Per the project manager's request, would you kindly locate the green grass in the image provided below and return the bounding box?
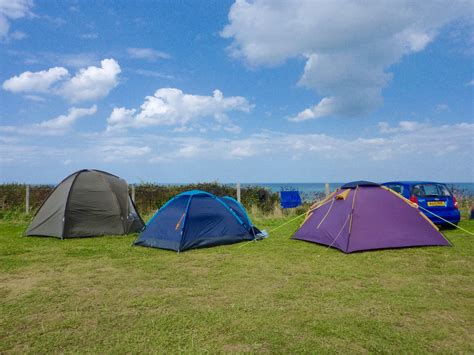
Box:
[1,217,473,353]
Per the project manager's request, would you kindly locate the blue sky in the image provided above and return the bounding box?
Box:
[0,0,473,183]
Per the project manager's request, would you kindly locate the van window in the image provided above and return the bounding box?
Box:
[386,184,404,194]
[413,184,452,197]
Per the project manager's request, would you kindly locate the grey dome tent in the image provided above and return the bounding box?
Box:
[25,169,144,238]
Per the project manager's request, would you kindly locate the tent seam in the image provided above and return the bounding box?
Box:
[99,173,126,235]
[128,193,145,232]
[62,171,82,239]
[178,195,194,253]
[213,196,246,227]
[222,196,253,227]
[316,198,335,229]
[345,185,359,252]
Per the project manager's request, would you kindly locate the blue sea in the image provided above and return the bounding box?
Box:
[241,182,474,201]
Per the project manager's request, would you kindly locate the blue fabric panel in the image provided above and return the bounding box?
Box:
[177,190,213,197]
[280,191,302,208]
[180,195,252,251]
[134,195,190,251]
[220,196,252,230]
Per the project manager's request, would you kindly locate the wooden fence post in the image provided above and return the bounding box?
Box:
[131,184,136,202]
[25,184,30,214]
[236,182,241,203]
[325,183,330,197]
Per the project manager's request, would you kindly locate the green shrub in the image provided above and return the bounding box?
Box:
[0,182,280,218]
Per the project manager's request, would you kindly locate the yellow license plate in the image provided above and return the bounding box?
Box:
[427,201,445,207]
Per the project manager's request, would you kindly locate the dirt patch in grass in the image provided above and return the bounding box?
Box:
[0,271,53,298]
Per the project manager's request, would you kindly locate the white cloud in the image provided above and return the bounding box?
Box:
[133,69,174,80]
[467,79,474,86]
[2,67,69,93]
[289,97,339,121]
[59,58,121,102]
[2,121,472,181]
[0,105,97,135]
[3,59,121,102]
[94,144,151,162]
[435,104,450,112]
[105,121,473,164]
[222,0,471,120]
[9,29,26,39]
[106,88,252,132]
[0,144,71,164]
[107,107,136,128]
[0,0,33,40]
[127,47,171,61]
[80,33,98,39]
[378,120,427,133]
[37,105,97,132]
[52,53,100,68]
[6,50,100,68]
[24,94,46,102]
[163,121,471,162]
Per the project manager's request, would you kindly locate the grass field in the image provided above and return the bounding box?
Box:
[1,217,473,353]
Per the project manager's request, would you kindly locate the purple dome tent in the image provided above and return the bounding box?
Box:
[293,181,450,253]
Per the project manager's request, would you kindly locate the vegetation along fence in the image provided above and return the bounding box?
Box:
[0,183,280,216]
[1,182,472,219]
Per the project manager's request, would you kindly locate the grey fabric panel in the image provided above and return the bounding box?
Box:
[64,171,124,237]
[25,173,76,238]
[126,195,145,233]
[100,172,144,233]
[103,173,129,231]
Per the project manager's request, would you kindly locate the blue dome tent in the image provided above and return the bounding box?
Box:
[134,190,261,252]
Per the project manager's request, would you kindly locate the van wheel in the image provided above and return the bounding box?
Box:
[443,223,458,230]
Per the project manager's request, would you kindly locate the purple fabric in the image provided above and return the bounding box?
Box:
[293,187,449,253]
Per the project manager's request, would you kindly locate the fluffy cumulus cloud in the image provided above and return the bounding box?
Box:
[0,105,97,135]
[2,59,121,102]
[2,67,68,93]
[0,0,33,40]
[106,88,252,132]
[221,0,472,120]
[58,59,121,102]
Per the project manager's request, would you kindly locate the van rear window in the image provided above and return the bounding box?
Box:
[412,184,451,197]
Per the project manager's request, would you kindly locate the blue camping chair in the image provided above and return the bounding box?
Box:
[280,190,302,209]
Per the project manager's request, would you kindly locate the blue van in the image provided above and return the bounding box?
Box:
[382,181,460,226]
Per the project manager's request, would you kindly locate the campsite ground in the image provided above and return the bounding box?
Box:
[0,217,473,353]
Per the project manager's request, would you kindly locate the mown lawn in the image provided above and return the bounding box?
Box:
[0,217,473,353]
